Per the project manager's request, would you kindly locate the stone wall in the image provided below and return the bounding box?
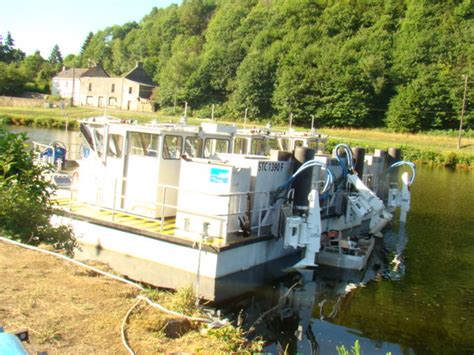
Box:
[0,96,45,107]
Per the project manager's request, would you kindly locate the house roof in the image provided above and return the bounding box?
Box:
[54,65,110,79]
[124,62,155,86]
[54,68,89,79]
[82,65,110,78]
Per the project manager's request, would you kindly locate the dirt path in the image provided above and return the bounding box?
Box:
[0,240,240,354]
[0,241,140,354]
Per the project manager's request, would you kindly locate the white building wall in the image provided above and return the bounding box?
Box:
[51,78,81,105]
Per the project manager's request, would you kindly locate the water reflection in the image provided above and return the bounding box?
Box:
[224,223,413,354]
[228,166,473,354]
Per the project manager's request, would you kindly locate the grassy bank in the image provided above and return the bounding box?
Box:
[0,106,167,130]
[0,240,262,353]
[321,128,474,169]
[1,106,472,168]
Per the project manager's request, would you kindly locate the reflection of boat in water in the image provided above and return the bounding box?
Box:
[235,225,409,353]
[34,116,415,301]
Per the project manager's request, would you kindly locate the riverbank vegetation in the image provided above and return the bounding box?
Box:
[1,105,473,168]
[0,128,76,252]
[322,128,474,168]
[1,1,472,134]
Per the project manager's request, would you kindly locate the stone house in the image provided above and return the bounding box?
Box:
[51,65,109,105]
[52,63,155,112]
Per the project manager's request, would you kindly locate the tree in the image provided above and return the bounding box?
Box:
[0,128,76,253]
[49,44,63,66]
[0,32,25,63]
[0,62,27,95]
[80,32,94,56]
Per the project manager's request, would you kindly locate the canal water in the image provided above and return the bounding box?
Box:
[6,125,474,354]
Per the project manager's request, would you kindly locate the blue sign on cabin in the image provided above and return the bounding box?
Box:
[210,167,229,184]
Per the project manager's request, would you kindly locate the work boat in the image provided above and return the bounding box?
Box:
[50,117,415,301]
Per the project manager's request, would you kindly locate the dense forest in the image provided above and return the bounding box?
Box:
[2,0,473,132]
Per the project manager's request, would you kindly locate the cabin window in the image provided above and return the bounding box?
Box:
[93,130,104,157]
[234,138,248,154]
[295,140,304,148]
[107,134,124,158]
[185,137,203,158]
[250,138,266,156]
[163,135,182,159]
[129,132,160,157]
[267,137,280,151]
[279,138,290,152]
[111,83,115,93]
[204,138,229,158]
[308,140,319,152]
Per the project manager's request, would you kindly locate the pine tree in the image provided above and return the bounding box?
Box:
[80,32,94,55]
[49,44,63,65]
[5,32,14,49]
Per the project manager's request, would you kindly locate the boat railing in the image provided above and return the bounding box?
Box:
[66,177,274,245]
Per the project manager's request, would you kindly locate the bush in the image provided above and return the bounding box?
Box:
[0,128,76,254]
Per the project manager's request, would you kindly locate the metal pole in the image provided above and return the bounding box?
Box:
[458,75,469,150]
[289,112,293,130]
[71,65,75,106]
[112,178,117,222]
[311,115,315,134]
[211,104,215,121]
[195,222,209,306]
[184,101,188,118]
[65,115,69,159]
[244,108,248,128]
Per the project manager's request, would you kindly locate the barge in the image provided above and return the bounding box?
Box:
[39,116,415,301]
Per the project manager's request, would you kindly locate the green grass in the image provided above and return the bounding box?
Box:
[319,128,474,168]
[1,105,472,168]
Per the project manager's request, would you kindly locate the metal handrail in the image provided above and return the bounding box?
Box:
[66,175,275,242]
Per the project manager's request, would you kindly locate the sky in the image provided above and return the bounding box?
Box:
[0,0,180,58]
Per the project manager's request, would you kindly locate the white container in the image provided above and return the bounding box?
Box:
[175,160,251,242]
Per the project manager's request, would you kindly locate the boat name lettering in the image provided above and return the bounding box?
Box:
[258,162,284,172]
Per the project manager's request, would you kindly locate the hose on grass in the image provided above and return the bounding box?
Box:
[0,236,217,354]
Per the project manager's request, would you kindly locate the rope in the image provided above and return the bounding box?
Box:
[121,299,141,355]
[137,296,213,323]
[0,236,144,290]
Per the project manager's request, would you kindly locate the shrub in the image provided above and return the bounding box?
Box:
[0,128,76,254]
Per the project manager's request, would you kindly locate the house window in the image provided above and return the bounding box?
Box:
[86,96,93,105]
[88,83,92,91]
[111,83,115,93]
[108,97,117,106]
[129,87,133,94]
